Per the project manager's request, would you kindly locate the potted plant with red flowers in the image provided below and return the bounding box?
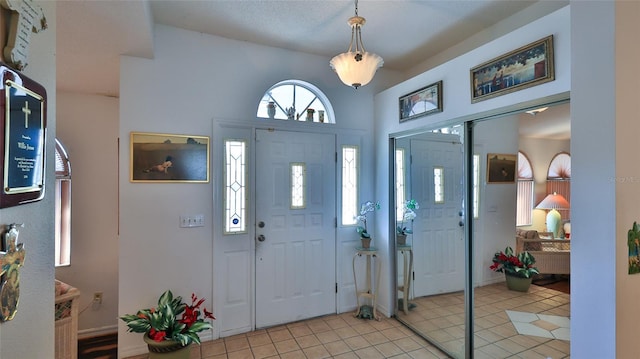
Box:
[120,290,215,358]
[489,246,539,292]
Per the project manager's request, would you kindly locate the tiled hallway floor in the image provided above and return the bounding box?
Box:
[125,312,449,359]
[125,283,569,359]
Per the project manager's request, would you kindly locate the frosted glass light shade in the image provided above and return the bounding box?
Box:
[330,51,383,89]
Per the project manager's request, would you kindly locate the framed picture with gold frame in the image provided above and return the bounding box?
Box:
[130,132,209,183]
[486,153,516,184]
[470,35,554,103]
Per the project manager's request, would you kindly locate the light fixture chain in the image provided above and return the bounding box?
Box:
[354,0,358,16]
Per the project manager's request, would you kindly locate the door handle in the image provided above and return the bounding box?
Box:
[257,234,266,242]
[258,221,265,228]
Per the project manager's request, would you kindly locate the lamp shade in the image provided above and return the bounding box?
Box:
[330,51,383,89]
[535,192,570,210]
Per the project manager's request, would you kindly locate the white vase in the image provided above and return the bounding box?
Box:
[267,102,276,119]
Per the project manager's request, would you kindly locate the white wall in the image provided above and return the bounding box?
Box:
[118,24,403,356]
[474,116,519,286]
[0,1,56,358]
[616,2,640,357]
[56,92,119,336]
[571,1,616,357]
[374,5,571,314]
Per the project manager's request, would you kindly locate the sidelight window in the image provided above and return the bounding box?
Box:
[224,139,247,234]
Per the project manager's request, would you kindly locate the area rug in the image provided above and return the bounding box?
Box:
[532,274,570,294]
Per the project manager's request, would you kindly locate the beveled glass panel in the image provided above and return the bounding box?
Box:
[290,162,306,209]
[224,140,247,234]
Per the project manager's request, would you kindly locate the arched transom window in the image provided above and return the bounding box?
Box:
[256,80,335,124]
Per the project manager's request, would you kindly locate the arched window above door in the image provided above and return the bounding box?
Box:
[256,80,335,123]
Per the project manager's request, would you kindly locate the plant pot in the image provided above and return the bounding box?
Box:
[505,273,532,292]
[397,234,407,245]
[360,237,371,249]
[143,334,191,359]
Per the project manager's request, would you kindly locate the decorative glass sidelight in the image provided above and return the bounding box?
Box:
[434,167,444,204]
[395,148,406,222]
[290,163,306,209]
[224,140,247,234]
[342,146,359,225]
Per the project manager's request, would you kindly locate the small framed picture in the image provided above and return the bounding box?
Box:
[486,153,517,183]
[130,132,209,183]
[470,35,554,103]
[399,80,443,122]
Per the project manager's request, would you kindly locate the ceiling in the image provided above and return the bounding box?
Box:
[54,0,569,138]
[55,0,550,97]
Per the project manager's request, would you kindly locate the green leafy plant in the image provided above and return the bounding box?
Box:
[396,199,419,235]
[356,200,380,238]
[120,290,215,346]
[489,246,539,279]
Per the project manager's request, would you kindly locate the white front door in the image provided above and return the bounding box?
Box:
[410,135,465,297]
[255,129,336,328]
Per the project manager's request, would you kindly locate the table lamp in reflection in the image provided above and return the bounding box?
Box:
[536,192,570,238]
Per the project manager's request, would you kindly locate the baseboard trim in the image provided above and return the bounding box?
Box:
[78,324,118,339]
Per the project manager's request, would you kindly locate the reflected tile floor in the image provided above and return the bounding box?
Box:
[397,283,570,359]
[506,310,570,341]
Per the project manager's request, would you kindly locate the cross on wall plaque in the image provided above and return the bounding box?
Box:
[0,63,47,208]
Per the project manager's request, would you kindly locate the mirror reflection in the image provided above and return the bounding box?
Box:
[393,102,571,359]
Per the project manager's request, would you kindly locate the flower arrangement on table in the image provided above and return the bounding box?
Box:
[396,199,419,236]
[355,200,380,238]
[489,246,539,279]
[120,290,215,346]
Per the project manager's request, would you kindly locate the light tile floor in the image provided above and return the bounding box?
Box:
[125,283,569,359]
[125,312,450,359]
[397,282,570,358]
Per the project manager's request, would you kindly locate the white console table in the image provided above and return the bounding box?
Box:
[397,244,413,314]
[353,247,381,320]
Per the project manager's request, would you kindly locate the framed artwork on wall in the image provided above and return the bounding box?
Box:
[130,132,209,183]
[399,80,443,122]
[470,35,554,103]
[486,153,517,183]
[0,66,47,209]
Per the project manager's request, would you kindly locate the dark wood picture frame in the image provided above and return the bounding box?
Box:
[487,153,517,184]
[470,35,554,103]
[130,132,210,183]
[0,65,47,208]
[399,80,443,122]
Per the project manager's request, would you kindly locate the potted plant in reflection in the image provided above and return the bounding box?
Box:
[489,246,539,292]
[396,199,419,245]
[356,200,380,249]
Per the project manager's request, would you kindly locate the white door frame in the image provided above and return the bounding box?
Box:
[213,120,366,336]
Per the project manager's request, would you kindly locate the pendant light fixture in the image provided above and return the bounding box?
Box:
[330,0,383,89]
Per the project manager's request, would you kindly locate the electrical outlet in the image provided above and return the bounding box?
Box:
[93,292,103,304]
